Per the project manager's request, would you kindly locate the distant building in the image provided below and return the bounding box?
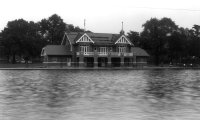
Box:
[41,31,149,67]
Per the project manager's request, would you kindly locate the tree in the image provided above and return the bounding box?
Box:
[188,25,200,58]
[140,17,178,65]
[39,14,66,45]
[66,24,84,32]
[127,31,140,46]
[168,29,187,64]
[1,19,43,63]
[0,14,89,64]
[192,24,200,37]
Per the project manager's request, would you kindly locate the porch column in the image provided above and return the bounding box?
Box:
[133,55,137,67]
[120,53,124,67]
[108,52,111,67]
[108,57,111,67]
[94,57,98,67]
[45,56,49,68]
[72,54,76,67]
[79,52,84,67]
[94,50,98,67]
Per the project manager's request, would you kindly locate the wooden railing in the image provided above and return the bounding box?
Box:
[124,53,133,56]
[77,52,133,57]
[76,52,94,55]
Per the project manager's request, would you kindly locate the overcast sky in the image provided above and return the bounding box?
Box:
[0,0,199,33]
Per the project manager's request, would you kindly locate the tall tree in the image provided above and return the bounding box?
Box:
[168,29,188,64]
[127,31,140,46]
[188,25,200,58]
[66,24,84,32]
[140,17,178,65]
[1,19,43,63]
[192,24,200,37]
[39,14,66,45]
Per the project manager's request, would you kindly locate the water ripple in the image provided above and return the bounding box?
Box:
[0,69,200,120]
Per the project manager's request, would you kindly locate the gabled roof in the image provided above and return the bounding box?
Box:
[115,35,132,45]
[65,32,133,45]
[132,47,149,56]
[76,33,94,43]
[41,45,72,56]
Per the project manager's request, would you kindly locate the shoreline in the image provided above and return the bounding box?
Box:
[0,63,200,70]
[0,67,200,70]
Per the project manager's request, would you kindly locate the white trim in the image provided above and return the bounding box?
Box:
[115,35,132,45]
[136,62,147,64]
[43,62,68,63]
[76,33,94,43]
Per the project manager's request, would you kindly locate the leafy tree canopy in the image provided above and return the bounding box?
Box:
[127,31,140,47]
[140,17,178,65]
[1,19,43,63]
[0,14,87,63]
[39,14,67,45]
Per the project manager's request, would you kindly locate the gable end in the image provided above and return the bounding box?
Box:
[76,33,94,43]
[115,35,132,45]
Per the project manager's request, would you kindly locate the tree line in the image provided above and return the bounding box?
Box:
[127,18,200,66]
[0,14,200,65]
[0,14,85,63]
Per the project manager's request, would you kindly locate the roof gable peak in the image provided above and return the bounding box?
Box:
[115,35,132,45]
[76,33,94,43]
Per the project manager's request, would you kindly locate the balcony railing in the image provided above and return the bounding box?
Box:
[110,52,120,56]
[124,53,133,56]
[77,52,133,57]
[76,52,94,56]
[98,52,108,56]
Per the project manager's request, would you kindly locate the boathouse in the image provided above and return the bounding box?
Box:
[41,31,149,67]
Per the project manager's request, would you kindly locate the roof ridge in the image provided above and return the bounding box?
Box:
[67,32,120,35]
[89,32,120,35]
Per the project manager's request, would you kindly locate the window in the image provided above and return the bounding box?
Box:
[99,47,108,55]
[80,45,89,55]
[118,46,126,53]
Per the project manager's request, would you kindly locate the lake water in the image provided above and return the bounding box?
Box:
[0,69,200,120]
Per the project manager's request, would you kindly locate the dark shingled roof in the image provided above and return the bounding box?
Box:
[43,45,72,55]
[66,32,131,45]
[132,47,149,56]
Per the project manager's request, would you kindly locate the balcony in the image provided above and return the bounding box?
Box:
[76,52,133,57]
[76,52,94,56]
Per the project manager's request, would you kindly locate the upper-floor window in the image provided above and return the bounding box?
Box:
[118,46,126,53]
[99,47,108,55]
[80,45,89,55]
